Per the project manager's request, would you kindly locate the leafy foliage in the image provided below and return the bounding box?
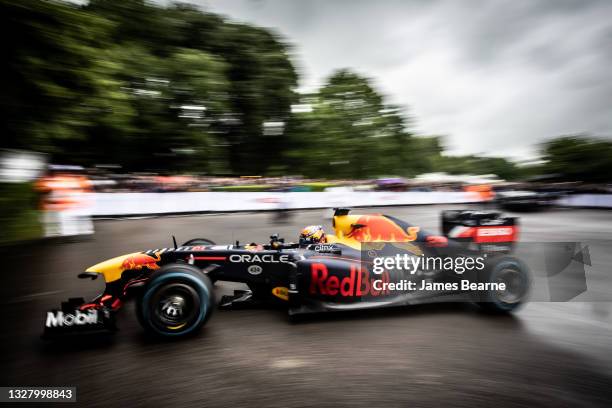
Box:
[434,155,520,180]
[1,0,296,174]
[284,70,417,178]
[540,136,612,182]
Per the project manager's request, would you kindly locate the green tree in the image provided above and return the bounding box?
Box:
[409,136,444,176]
[541,136,612,182]
[213,23,298,174]
[285,70,418,178]
[2,0,298,174]
[1,0,127,154]
[434,154,520,180]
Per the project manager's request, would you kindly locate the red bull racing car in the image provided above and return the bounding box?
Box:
[43,208,529,339]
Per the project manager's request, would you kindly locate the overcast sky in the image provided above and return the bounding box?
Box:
[186,0,612,159]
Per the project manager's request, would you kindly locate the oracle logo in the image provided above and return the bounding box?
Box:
[229,254,291,263]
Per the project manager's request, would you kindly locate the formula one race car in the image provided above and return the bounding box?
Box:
[43,209,529,339]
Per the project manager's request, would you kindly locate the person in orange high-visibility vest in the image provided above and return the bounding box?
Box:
[464,184,495,201]
[36,171,94,237]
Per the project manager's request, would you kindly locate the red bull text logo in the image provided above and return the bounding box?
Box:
[309,263,391,297]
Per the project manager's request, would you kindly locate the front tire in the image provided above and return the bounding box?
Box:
[137,264,214,337]
[182,238,216,246]
[180,238,219,283]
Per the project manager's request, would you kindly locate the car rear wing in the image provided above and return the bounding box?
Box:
[441,210,518,253]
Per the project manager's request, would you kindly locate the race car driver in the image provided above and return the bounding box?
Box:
[299,225,327,246]
[243,226,327,251]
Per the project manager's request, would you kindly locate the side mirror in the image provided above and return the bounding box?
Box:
[78,272,99,280]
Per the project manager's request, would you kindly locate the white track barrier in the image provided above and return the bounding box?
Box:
[556,194,612,208]
[90,191,484,217]
[89,192,612,217]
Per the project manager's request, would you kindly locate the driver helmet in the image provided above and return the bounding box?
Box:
[299,225,326,245]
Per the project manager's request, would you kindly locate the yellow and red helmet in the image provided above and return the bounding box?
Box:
[299,225,326,245]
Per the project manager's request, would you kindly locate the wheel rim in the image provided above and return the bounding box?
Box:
[495,268,526,304]
[151,283,200,330]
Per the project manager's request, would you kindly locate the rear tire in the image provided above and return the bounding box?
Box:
[477,256,530,314]
[137,263,214,337]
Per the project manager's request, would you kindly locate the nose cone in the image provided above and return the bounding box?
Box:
[86,253,141,283]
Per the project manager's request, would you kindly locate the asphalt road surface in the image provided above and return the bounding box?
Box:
[1,205,612,407]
